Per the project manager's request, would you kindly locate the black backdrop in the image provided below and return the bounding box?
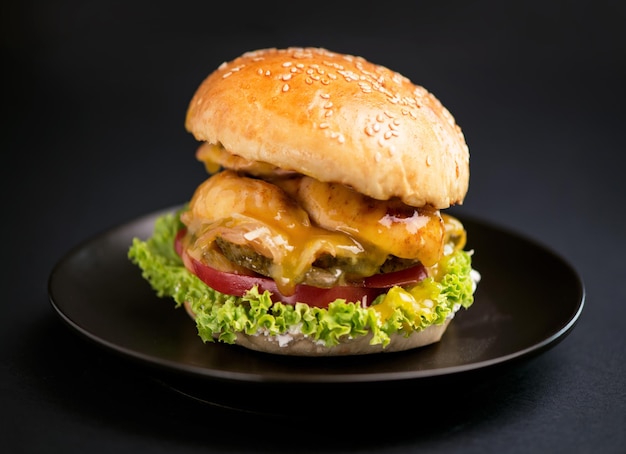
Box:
[3,1,626,453]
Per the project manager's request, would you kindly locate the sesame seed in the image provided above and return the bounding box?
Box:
[320,123,329,129]
[292,50,311,59]
[384,131,393,139]
[324,110,333,117]
[305,77,313,84]
[339,70,360,81]
[256,68,264,75]
[360,86,372,94]
[324,101,333,109]
[373,123,381,132]
[282,84,289,92]
[365,126,374,136]
[282,62,293,67]
[375,152,381,162]
[320,93,330,99]
[222,72,232,78]
[281,73,292,81]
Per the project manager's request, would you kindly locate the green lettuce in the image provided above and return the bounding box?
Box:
[128,210,477,348]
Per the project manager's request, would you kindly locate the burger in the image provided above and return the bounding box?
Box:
[128,47,480,356]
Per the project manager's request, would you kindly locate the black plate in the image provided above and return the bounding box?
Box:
[48,207,584,388]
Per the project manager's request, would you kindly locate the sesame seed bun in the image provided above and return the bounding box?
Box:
[185,47,470,209]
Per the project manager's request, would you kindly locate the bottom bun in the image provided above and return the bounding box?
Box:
[184,301,451,356]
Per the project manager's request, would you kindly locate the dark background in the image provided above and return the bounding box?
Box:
[3,1,625,453]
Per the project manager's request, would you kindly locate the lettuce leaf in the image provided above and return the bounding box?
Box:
[128,210,478,348]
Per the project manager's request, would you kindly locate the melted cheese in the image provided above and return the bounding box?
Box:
[279,176,445,266]
[182,171,387,295]
[196,142,294,177]
[181,169,451,296]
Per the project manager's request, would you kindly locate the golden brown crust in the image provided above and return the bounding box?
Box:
[185,47,469,209]
[183,301,451,356]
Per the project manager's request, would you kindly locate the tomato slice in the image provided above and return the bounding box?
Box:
[189,257,385,307]
[361,264,427,288]
[175,229,427,308]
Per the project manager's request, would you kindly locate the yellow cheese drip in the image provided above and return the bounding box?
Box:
[280,176,445,267]
[371,213,467,321]
[182,169,457,298]
[182,170,388,295]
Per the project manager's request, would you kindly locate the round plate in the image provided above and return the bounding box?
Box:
[48,207,584,386]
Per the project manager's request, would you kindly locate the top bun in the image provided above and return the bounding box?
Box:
[185,47,469,208]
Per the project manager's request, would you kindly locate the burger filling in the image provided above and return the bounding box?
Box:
[179,166,450,297]
[127,144,478,348]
